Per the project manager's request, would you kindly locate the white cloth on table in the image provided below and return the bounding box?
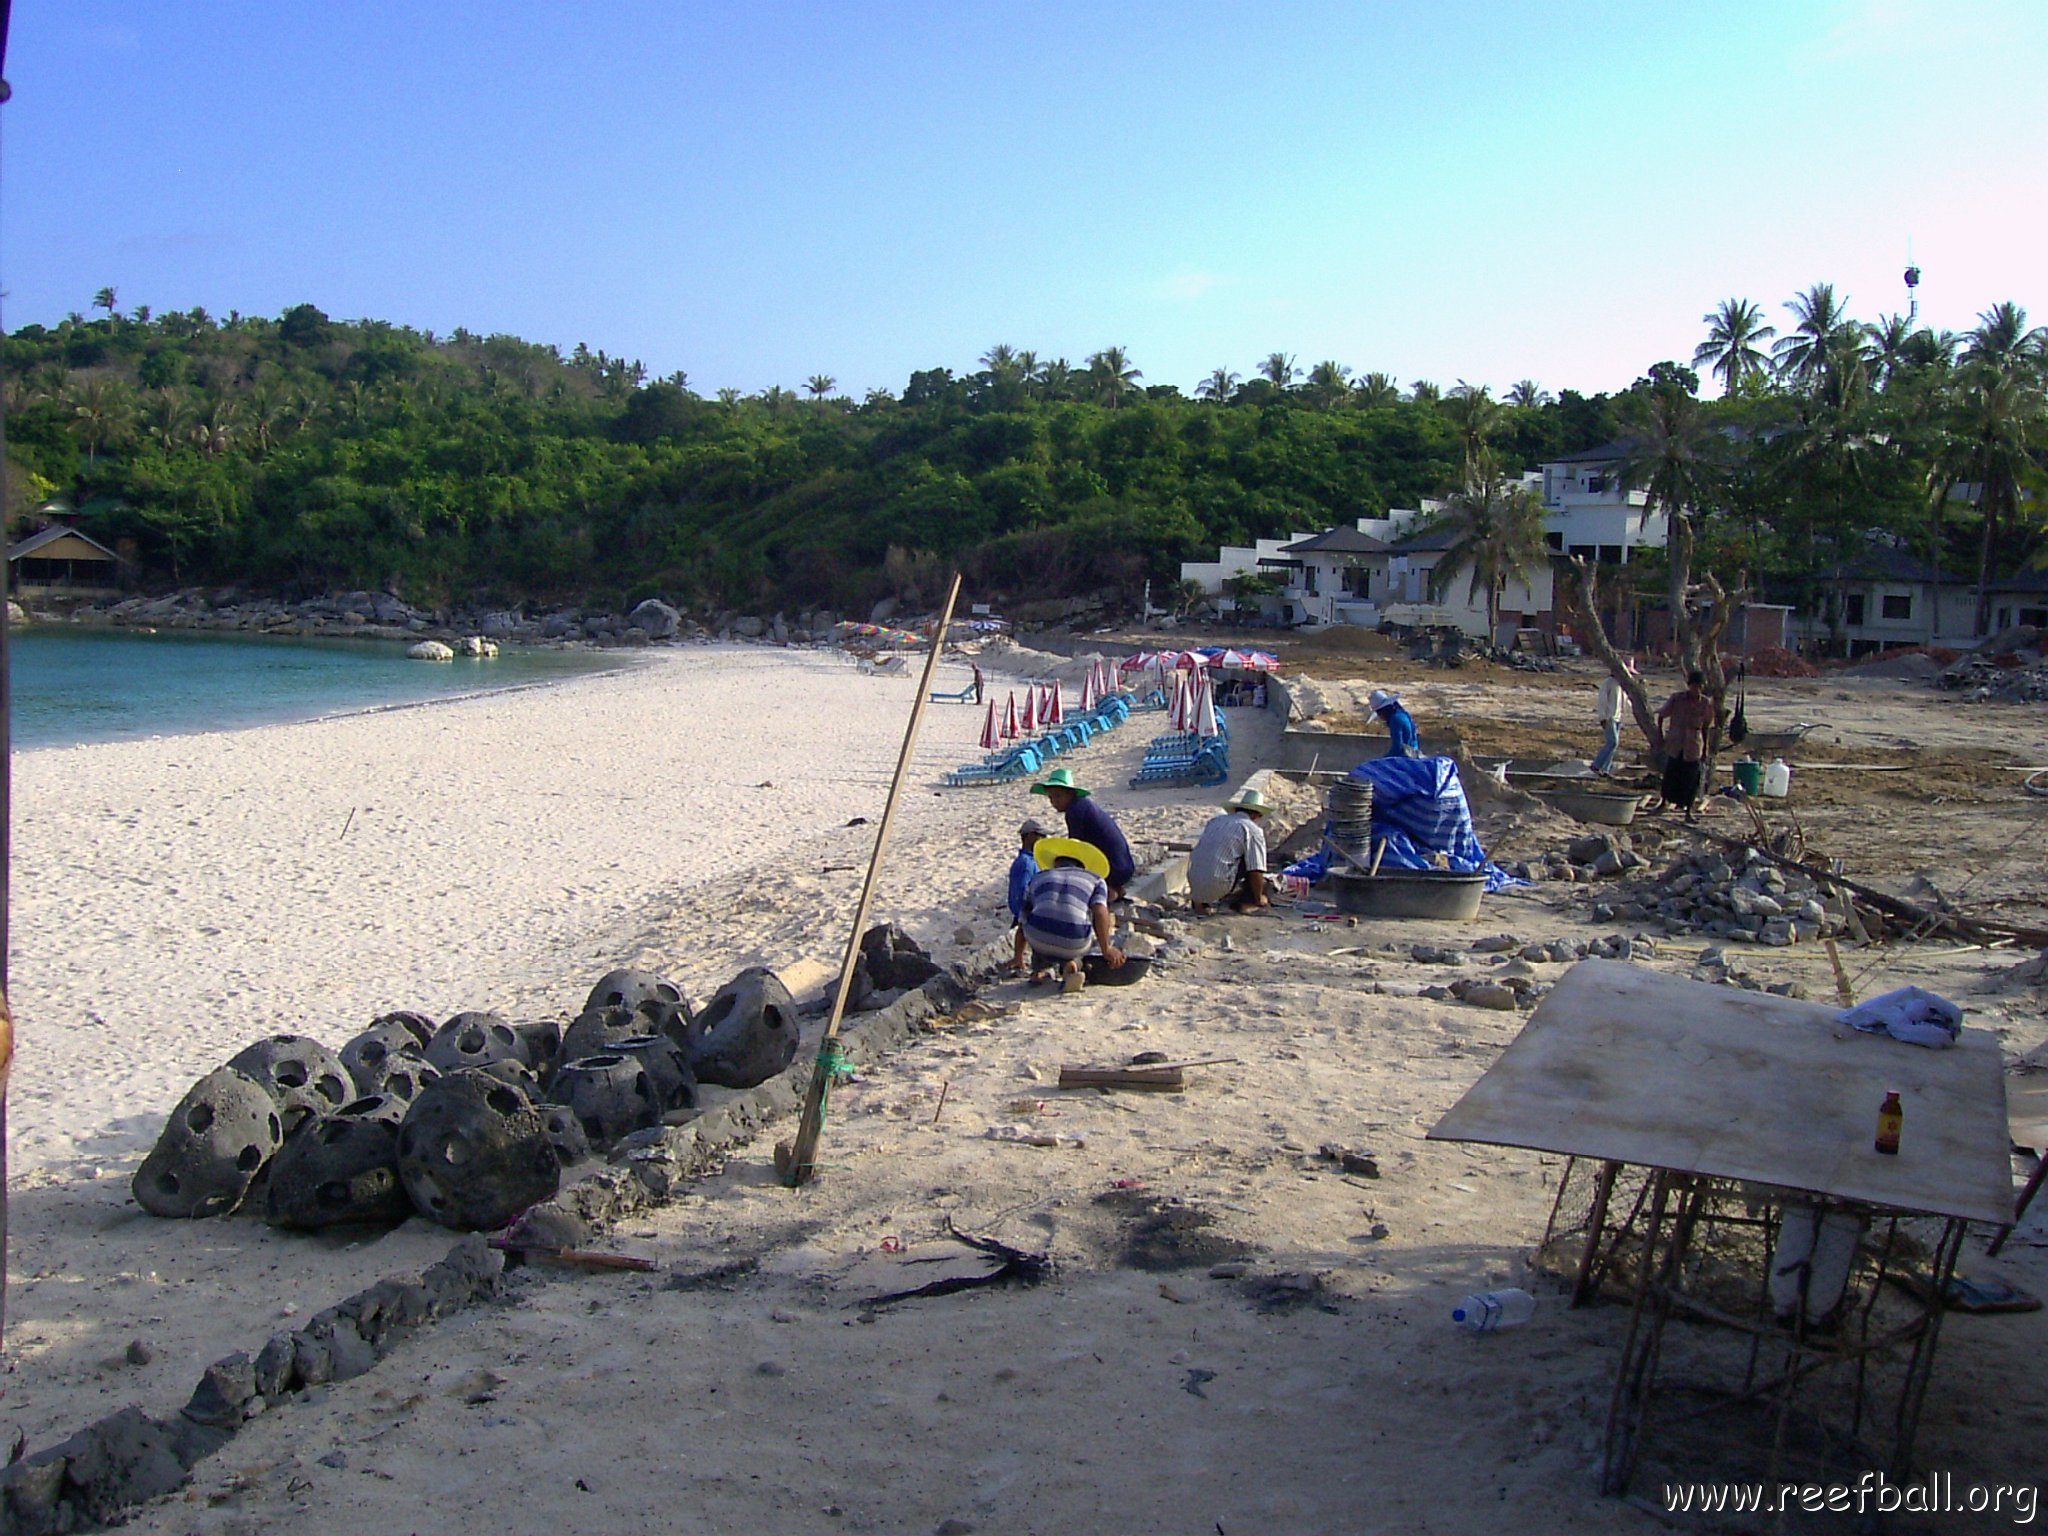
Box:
[1837,986,1962,1049]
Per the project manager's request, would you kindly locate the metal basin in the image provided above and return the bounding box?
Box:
[1534,786,1644,826]
[1321,868,1485,921]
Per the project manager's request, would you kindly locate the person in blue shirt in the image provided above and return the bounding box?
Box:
[1030,768,1136,899]
[1007,818,1048,923]
[1369,688,1421,758]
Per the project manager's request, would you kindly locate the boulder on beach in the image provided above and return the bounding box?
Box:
[628,599,681,640]
[408,640,455,661]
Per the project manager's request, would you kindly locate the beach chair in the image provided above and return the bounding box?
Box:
[928,681,978,704]
[1129,741,1229,789]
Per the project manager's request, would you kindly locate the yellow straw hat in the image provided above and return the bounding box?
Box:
[1033,836,1111,879]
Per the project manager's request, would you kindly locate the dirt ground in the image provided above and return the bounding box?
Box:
[8,648,2046,1536]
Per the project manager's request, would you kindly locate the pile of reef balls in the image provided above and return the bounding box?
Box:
[133,966,801,1233]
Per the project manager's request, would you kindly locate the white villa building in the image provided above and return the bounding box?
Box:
[1539,441,1667,564]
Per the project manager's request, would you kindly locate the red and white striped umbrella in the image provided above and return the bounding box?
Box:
[979,699,999,751]
[1169,674,1189,730]
[1078,671,1096,711]
[1002,693,1019,740]
[1046,680,1064,725]
[1195,673,1220,737]
[1021,687,1037,733]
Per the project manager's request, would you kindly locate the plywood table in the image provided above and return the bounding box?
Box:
[1429,959,2015,1494]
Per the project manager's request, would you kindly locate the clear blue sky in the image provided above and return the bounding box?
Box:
[3,0,2043,400]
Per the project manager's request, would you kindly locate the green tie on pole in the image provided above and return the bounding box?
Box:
[778,572,963,1187]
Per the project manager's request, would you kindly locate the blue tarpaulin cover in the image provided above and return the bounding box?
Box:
[1283,755,1525,893]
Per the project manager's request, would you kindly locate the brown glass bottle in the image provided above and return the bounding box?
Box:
[1875,1090,1903,1155]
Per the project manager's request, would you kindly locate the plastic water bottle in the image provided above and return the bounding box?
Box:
[1452,1287,1536,1332]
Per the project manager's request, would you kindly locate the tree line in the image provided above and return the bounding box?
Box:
[2,287,2041,624]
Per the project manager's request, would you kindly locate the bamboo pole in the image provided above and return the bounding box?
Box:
[779,572,963,1187]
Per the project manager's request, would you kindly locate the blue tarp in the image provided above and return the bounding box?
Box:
[1283,755,1525,893]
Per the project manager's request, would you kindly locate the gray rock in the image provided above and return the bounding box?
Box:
[732,615,767,638]
[547,1054,663,1147]
[183,1352,258,1427]
[627,599,680,639]
[680,967,800,1088]
[1409,944,1464,965]
[252,1333,296,1398]
[397,1071,562,1231]
[264,1096,410,1229]
[1568,833,1617,865]
[1459,981,1519,1011]
[424,1012,529,1075]
[581,968,688,1017]
[1469,933,1522,953]
[226,1035,354,1131]
[134,1068,285,1218]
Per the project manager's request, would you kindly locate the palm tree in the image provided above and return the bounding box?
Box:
[1963,301,2047,379]
[69,376,133,460]
[1429,463,1549,639]
[1773,283,1857,388]
[1353,372,1400,409]
[1507,379,1550,409]
[1085,347,1141,407]
[716,387,743,408]
[193,392,240,458]
[1442,381,1501,469]
[1943,349,2046,632]
[1259,353,1297,389]
[1693,298,1776,397]
[142,389,194,453]
[1197,367,1239,403]
[1037,358,1076,401]
[1612,385,1735,750]
[1866,313,1916,391]
[92,286,119,321]
[1409,379,1441,406]
[806,374,837,401]
[1303,361,1351,410]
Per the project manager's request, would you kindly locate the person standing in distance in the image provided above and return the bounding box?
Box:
[1591,655,1636,777]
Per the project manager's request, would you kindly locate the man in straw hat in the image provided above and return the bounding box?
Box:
[1187,787,1273,914]
[1011,836,1127,992]
[1368,688,1421,758]
[1030,767,1135,900]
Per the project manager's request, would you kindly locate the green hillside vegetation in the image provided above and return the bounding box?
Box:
[2,291,2042,624]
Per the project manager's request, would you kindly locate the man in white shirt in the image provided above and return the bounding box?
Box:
[1187,788,1272,913]
[1592,655,1635,777]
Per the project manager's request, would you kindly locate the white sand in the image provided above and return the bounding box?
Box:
[6,651,2044,1530]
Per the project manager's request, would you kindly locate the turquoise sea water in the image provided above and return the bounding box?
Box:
[5,628,622,750]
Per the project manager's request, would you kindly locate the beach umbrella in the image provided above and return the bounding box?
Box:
[1021,687,1037,733]
[1169,674,1189,731]
[1078,671,1095,711]
[979,700,999,751]
[1047,681,1064,725]
[1176,649,1208,671]
[1195,674,1221,738]
[1003,693,1019,740]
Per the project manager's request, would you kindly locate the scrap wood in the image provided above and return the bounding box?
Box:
[863,1223,1050,1307]
[487,1238,658,1272]
[1058,1055,1238,1092]
[1698,829,2048,948]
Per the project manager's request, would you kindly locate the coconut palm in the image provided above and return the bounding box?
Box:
[1773,283,1860,389]
[1038,359,1076,401]
[1963,302,2047,380]
[1429,463,1549,639]
[1259,352,1297,389]
[1303,360,1351,410]
[716,387,743,408]
[1507,379,1550,409]
[1942,357,2046,632]
[92,286,119,320]
[1353,372,1400,409]
[193,392,240,458]
[142,389,194,453]
[806,374,837,401]
[1442,381,1501,469]
[1197,367,1239,403]
[1085,346,1141,407]
[1693,298,1776,397]
[69,376,133,460]
[1865,313,1918,391]
[1410,379,1441,405]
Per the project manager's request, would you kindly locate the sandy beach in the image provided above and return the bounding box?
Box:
[4,642,2045,1534]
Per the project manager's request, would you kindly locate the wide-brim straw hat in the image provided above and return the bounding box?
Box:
[1030,767,1089,798]
[1367,688,1400,713]
[1224,787,1273,816]
[1033,836,1111,878]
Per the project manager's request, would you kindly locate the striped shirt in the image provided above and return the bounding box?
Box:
[1019,864,1108,960]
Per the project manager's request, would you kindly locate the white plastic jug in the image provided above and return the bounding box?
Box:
[1762,759,1792,798]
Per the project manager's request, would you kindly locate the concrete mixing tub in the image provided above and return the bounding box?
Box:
[1321,868,1485,921]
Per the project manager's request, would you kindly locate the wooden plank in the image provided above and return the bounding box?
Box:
[1058,1065,1185,1092]
[1428,959,2014,1227]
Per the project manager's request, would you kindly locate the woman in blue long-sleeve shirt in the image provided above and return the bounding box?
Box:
[1369,688,1421,757]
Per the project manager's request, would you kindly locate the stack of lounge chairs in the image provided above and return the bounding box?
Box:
[941,691,1137,788]
[1129,711,1230,788]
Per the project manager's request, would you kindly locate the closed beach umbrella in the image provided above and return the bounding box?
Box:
[1078,671,1096,711]
[1003,693,1019,739]
[980,699,999,751]
[1195,675,1220,738]
[1047,681,1064,725]
[1021,687,1037,733]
